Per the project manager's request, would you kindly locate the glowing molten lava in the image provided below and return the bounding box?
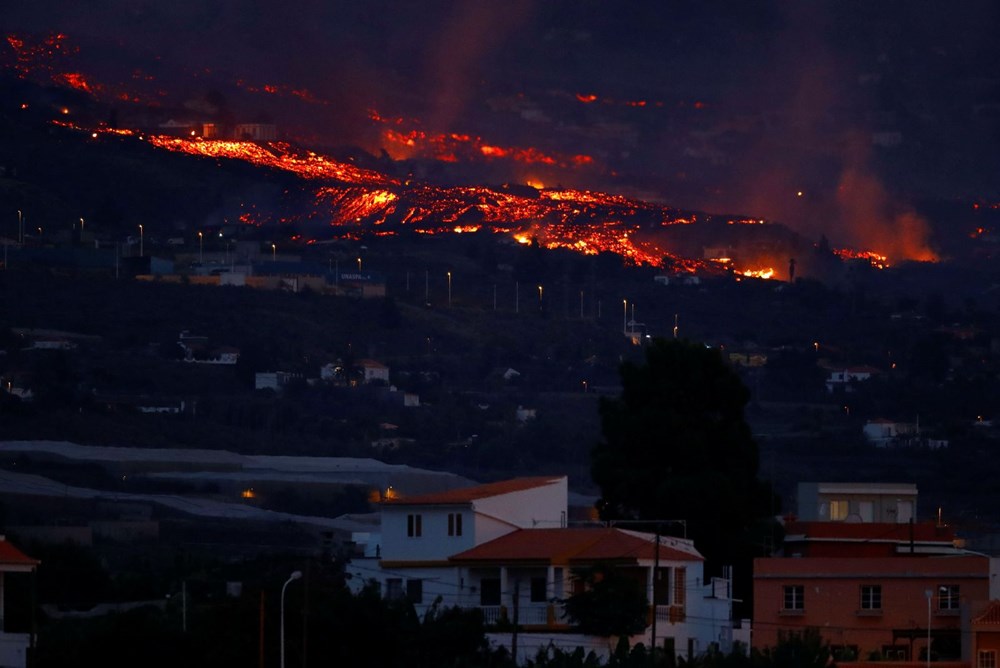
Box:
[833,248,889,269]
[7,28,909,279]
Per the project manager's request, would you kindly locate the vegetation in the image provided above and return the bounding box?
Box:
[562,563,649,638]
[591,338,781,607]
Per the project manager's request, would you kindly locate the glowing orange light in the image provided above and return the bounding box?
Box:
[740,267,775,279]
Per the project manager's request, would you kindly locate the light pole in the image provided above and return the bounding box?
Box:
[925,589,932,668]
[17,210,22,245]
[447,271,452,306]
[272,243,276,262]
[198,231,203,264]
[357,256,362,272]
[623,299,627,334]
[281,570,302,668]
[138,224,143,256]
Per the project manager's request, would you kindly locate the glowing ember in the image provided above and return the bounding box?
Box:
[369,110,596,169]
[740,268,775,279]
[833,248,889,269]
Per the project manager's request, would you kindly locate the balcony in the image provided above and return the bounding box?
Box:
[480,605,552,626]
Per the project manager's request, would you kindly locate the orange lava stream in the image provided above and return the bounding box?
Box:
[84,131,716,272]
[833,248,889,269]
[145,137,398,187]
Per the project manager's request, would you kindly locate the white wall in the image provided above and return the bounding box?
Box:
[474,478,567,530]
[381,507,476,561]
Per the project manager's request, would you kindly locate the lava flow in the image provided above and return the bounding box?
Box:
[123,131,709,270]
[7,30,914,277]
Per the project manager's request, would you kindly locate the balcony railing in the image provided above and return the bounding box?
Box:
[480,605,552,626]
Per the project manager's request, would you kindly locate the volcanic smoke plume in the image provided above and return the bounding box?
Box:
[835,136,937,263]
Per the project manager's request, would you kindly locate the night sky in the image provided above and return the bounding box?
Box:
[5,1,1000,251]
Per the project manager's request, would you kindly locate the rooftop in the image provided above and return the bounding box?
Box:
[382,476,564,506]
[449,527,702,564]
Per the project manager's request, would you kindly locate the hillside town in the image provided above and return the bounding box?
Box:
[4,3,1000,665]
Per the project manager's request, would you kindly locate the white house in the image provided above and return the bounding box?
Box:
[795,482,918,523]
[0,537,38,668]
[824,365,879,393]
[346,477,733,664]
[357,359,390,384]
[862,418,918,447]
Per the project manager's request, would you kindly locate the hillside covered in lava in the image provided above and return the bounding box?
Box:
[6,2,1000,276]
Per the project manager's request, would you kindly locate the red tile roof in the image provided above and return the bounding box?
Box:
[974,600,1000,625]
[784,521,955,543]
[383,476,564,506]
[972,601,1000,626]
[0,539,38,569]
[449,528,702,565]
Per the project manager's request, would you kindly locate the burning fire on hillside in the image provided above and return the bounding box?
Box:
[7,30,934,278]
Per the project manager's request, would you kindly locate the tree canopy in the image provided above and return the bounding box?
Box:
[562,563,649,638]
[591,338,779,578]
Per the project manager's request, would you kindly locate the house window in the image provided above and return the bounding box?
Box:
[407,579,423,604]
[407,513,422,537]
[882,646,908,661]
[830,499,849,520]
[530,577,548,603]
[448,513,463,537]
[386,578,403,600]
[860,585,882,610]
[783,585,805,611]
[653,567,671,605]
[480,578,501,606]
[939,585,959,610]
[979,650,996,668]
[674,567,686,606]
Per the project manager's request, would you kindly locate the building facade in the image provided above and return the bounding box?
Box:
[347,476,734,663]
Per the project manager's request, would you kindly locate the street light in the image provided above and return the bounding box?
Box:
[447,271,452,306]
[17,210,22,245]
[198,231,203,264]
[623,299,627,334]
[925,589,932,668]
[281,570,302,668]
[356,256,362,272]
[138,224,143,257]
[272,243,276,262]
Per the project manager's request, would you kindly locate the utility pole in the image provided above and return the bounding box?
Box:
[511,579,520,663]
[259,591,266,668]
[651,525,660,661]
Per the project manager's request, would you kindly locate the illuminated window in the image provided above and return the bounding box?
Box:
[448,513,463,536]
[783,585,805,611]
[939,585,959,610]
[979,650,996,668]
[830,499,849,520]
[860,585,882,610]
[407,514,422,537]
